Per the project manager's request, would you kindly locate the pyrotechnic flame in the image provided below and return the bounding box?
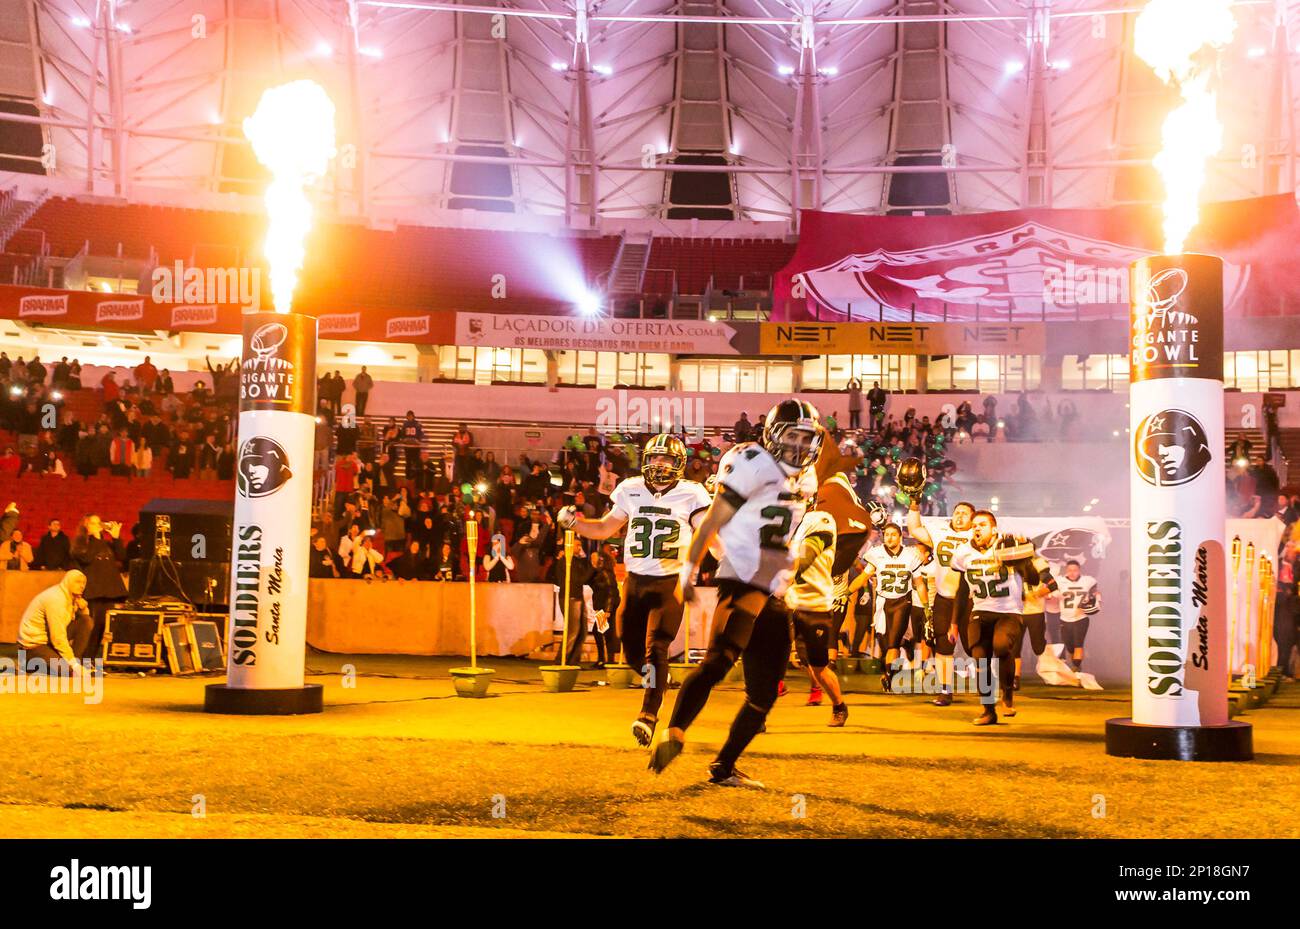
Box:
[1134,0,1236,255]
[243,80,337,313]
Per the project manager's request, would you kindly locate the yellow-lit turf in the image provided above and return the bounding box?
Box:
[0,652,1296,838]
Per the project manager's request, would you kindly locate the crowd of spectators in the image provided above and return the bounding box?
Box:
[0,351,242,482]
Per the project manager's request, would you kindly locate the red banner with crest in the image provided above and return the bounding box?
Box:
[774,195,1300,322]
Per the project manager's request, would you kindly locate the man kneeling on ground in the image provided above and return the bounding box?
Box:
[16,569,91,674]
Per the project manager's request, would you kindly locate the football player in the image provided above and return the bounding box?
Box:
[650,399,821,787]
[905,489,977,706]
[805,442,878,702]
[1056,560,1099,674]
[910,541,937,670]
[850,522,928,693]
[786,505,849,726]
[942,511,1038,725]
[1013,545,1057,690]
[558,433,711,746]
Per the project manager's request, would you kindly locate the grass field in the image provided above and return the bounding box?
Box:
[0,651,1296,838]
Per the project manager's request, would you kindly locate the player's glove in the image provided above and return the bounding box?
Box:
[556,505,578,529]
[1080,591,1100,615]
[923,607,936,646]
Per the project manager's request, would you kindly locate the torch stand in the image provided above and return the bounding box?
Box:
[539,529,582,692]
[450,518,495,697]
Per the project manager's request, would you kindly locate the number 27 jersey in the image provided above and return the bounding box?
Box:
[609,476,711,577]
[714,442,815,595]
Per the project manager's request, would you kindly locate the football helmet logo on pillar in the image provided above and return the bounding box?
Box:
[1133,409,1213,487]
[237,436,293,497]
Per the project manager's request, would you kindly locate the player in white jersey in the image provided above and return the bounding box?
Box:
[559,434,710,746]
[650,399,821,788]
[943,511,1040,725]
[1056,560,1100,674]
[906,496,976,706]
[850,522,928,692]
[786,507,849,726]
[910,541,937,670]
[1013,548,1057,690]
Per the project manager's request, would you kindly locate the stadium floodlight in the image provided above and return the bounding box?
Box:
[578,292,602,316]
[1004,60,1024,74]
[593,64,612,75]
[70,16,90,27]
[777,65,795,75]
[819,66,838,76]
[316,42,334,57]
[551,61,568,70]
[359,46,383,58]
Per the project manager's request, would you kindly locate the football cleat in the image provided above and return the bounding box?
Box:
[806,685,823,706]
[1000,695,1017,717]
[828,705,849,727]
[708,763,765,788]
[973,708,998,726]
[631,716,656,747]
[648,734,684,774]
[932,689,953,707]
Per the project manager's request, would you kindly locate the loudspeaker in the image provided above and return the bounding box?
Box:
[129,558,231,605]
[102,610,167,669]
[164,621,226,676]
[138,498,234,562]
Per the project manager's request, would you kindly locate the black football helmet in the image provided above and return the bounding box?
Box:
[896,457,926,495]
[761,399,822,472]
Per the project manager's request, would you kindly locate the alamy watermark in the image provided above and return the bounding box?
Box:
[151,261,262,311]
[595,389,705,439]
[0,653,103,704]
[1041,260,1128,309]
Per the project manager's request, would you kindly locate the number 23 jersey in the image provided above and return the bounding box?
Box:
[609,476,712,577]
[714,442,816,595]
[950,542,1025,613]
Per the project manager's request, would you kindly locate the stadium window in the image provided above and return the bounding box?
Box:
[1061,354,1128,390]
[556,351,669,388]
[801,355,913,391]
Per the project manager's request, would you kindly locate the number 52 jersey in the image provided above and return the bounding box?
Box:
[608,476,712,577]
[714,442,816,595]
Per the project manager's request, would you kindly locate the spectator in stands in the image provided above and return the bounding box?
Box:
[337,524,363,565]
[0,529,33,571]
[108,429,135,478]
[217,441,236,480]
[399,411,425,479]
[348,534,386,579]
[352,367,374,416]
[0,352,9,379]
[390,540,432,581]
[133,356,158,393]
[50,357,69,390]
[71,514,126,659]
[331,372,346,412]
[169,437,194,479]
[10,357,27,386]
[434,541,460,581]
[733,411,752,442]
[157,368,174,396]
[197,433,220,480]
[847,378,863,430]
[483,533,514,582]
[27,355,46,386]
[0,446,19,476]
[339,500,371,536]
[867,381,887,432]
[309,535,341,578]
[380,495,409,557]
[101,370,120,404]
[33,519,72,571]
[68,359,82,391]
[191,379,211,405]
[333,452,362,516]
[130,435,152,478]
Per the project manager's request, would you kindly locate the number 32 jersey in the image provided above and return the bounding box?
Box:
[715,442,816,595]
[609,476,711,577]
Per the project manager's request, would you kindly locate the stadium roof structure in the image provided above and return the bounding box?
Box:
[0,0,1297,233]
